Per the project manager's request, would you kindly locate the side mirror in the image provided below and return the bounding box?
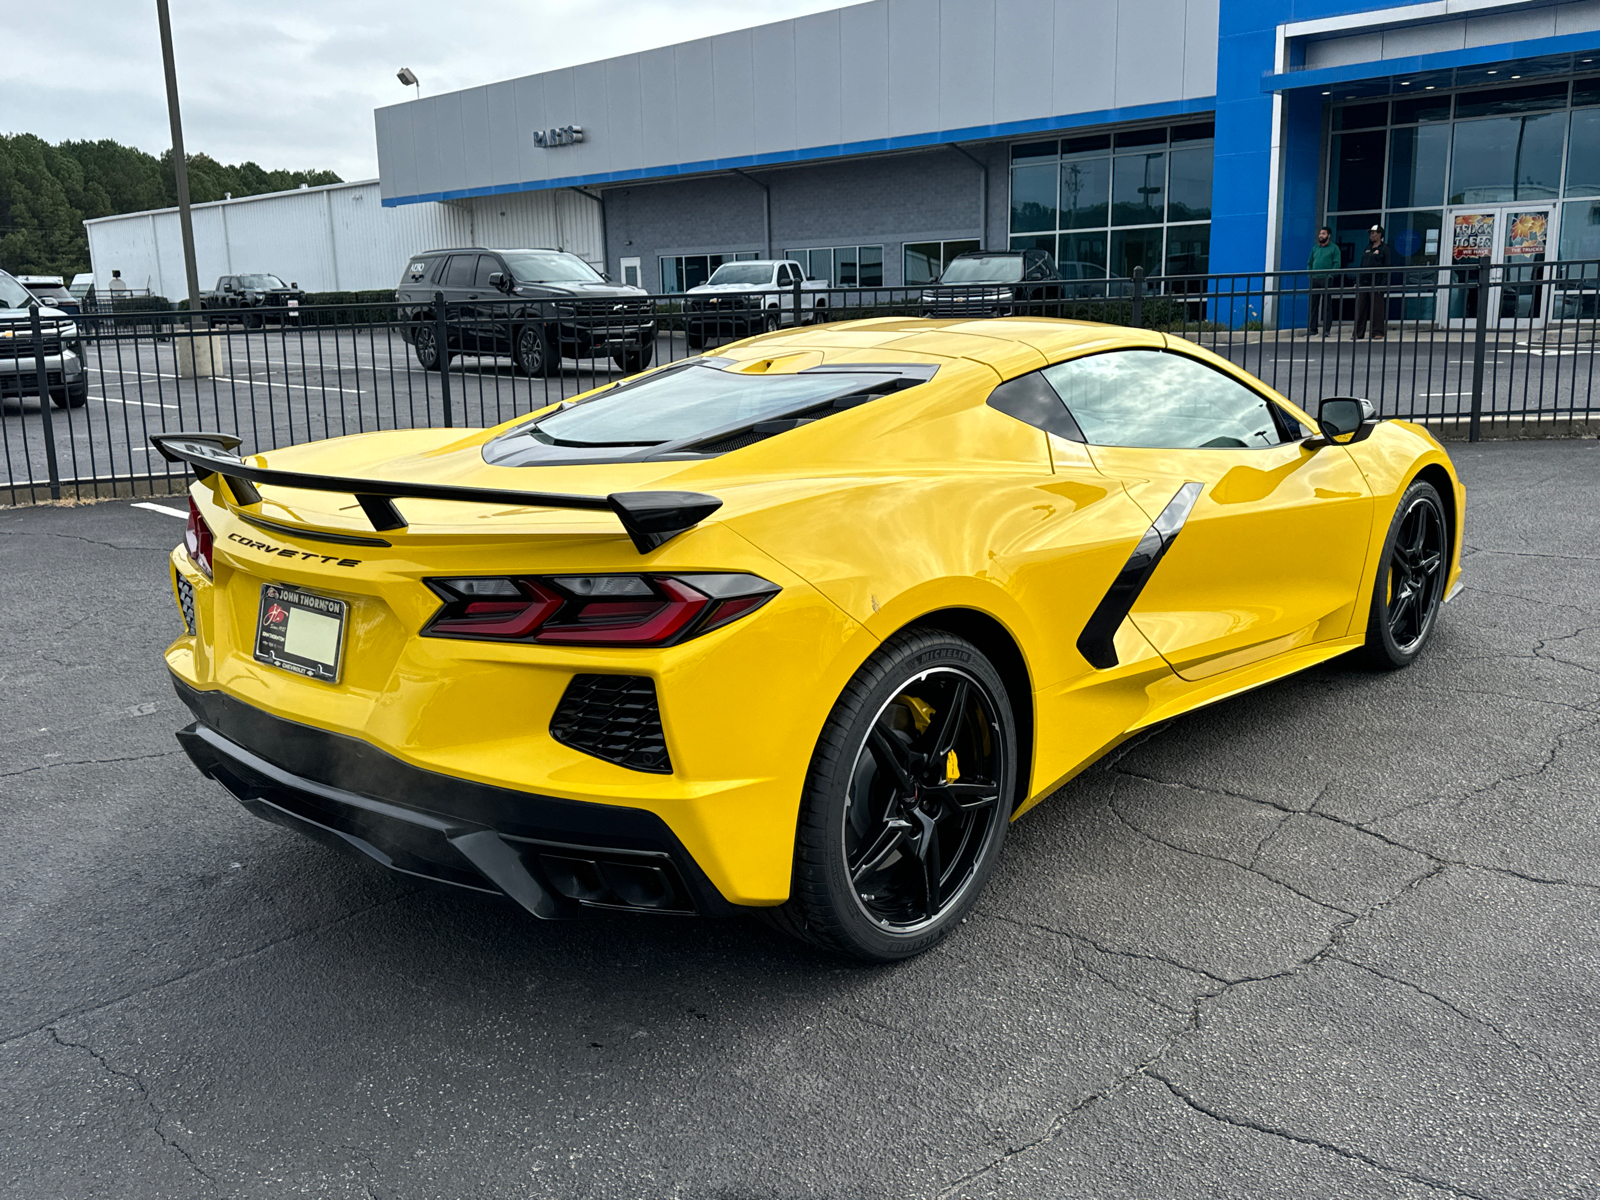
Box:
[290,281,299,289]
[488,272,505,290]
[1317,396,1375,441]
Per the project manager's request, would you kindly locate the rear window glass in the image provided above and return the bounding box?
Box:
[526,364,907,447]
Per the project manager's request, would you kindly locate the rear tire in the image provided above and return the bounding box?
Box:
[768,629,1015,962]
[1359,479,1448,669]
[413,325,447,371]
[762,311,781,334]
[685,327,706,351]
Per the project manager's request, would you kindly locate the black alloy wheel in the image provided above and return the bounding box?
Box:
[769,629,1015,961]
[1361,479,1448,669]
[412,324,445,371]
[515,323,550,377]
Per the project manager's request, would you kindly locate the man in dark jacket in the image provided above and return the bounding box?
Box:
[1306,226,1340,337]
[1354,225,1393,340]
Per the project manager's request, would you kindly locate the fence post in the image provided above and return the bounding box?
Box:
[1468,261,1488,443]
[1131,267,1144,328]
[30,303,62,501]
[792,274,802,326]
[434,290,453,429]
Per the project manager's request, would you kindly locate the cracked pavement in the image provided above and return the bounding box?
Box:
[3,439,1599,1199]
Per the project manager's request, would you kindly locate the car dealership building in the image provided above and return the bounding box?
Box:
[373,0,1600,307]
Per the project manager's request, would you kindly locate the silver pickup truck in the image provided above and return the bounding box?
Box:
[0,269,86,409]
[682,259,830,349]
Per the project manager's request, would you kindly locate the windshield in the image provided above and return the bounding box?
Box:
[520,364,902,447]
[938,256,1026,284]
[0,274,34,309]
[503,251,604,285]
[705,264,775,286]
[238,274,288,289]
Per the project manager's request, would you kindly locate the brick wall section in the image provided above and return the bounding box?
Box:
[601,144,1012,288]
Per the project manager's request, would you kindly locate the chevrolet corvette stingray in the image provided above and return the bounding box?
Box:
[156,317,1463,961]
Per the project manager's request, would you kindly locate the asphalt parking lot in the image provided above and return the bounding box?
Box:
[3,438,1599,1199]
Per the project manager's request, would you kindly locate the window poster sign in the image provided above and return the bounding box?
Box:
[1452,213,1495,261]
[1504,212,1549,260]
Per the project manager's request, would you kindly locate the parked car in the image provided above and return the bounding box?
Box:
[17,275,81,317]
[0,269,86,409]
[1056,260,1130,300]
[396,247,656,376]
[919,249,1065,317]
[154,318,1463,961]
[200,274,305,327]
[682,260,831,349]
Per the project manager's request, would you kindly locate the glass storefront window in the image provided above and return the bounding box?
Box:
[1576,78,1600,108]
[1558,199,1600,261]
[1112,152,1165,226]
[1060,157,1110,228]
[1059,231,1108,273]
[903,240,980,285]
[1388,123,1449,208]
[1010,162,1058,233]
[1110,227,1164,278]
[1167,146,1213,222]
[1385,210,1444,266]
[1333,102,1388,130]
[1331,130,1387,212]
[1010,123,1207,282]
[1449,112,1566,203]
[1393,95,1452,124]
[1454,81,1569,119]
[1567,109,1600,197]
[1164,224,1210,276]
[783,245,884,287]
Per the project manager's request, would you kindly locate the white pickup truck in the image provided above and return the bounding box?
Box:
[682,259,830,348]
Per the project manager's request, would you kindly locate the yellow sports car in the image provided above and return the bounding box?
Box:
[155,318,1463,961]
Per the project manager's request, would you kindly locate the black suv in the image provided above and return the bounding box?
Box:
[396,248,656,377]
[918,249,1064,318]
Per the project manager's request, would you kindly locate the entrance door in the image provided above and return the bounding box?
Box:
[1441,207,1556,327]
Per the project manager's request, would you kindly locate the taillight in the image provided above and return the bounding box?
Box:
[184,497,214,578]
[423,573,779,647]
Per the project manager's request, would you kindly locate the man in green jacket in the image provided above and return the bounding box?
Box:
[1307,226,1341,337]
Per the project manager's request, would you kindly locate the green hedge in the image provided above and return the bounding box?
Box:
[297,290,401,325]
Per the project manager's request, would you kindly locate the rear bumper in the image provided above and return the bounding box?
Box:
[172,676,737,919]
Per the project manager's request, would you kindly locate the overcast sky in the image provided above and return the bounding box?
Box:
[4,0,850,179]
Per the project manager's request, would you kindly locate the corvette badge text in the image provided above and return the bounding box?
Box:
[226,531,361,567]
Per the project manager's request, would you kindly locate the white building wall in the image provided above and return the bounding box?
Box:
[83,181,603,298]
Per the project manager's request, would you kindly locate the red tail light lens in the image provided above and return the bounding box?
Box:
[423,573,778,647]
[184,497,214,578]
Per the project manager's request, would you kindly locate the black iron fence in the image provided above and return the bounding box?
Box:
[5,259,1600,505]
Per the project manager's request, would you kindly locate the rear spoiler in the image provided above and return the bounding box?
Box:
[149,432,721,553]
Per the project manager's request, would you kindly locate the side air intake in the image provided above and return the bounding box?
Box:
[549,674,672,774]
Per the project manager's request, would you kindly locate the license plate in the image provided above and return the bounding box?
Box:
[287,298,299,307]
[254,584,346,682]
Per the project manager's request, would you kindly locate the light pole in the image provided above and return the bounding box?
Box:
[397,67,421,99]
[156,0,200,317]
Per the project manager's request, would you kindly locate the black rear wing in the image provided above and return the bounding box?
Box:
[150,432,721,553]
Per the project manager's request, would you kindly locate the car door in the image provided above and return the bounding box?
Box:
[471,253,513,352]
[439,253,479,351]
[1039,345,1375,680]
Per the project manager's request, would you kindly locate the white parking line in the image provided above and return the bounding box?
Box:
[133,501,188,518]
